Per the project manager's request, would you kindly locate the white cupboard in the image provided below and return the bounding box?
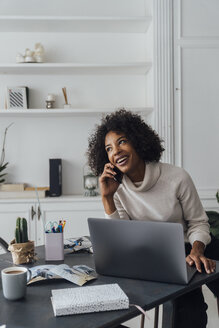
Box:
[0,196,104,254]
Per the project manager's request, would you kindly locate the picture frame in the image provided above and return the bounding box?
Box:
[6,86,29,109]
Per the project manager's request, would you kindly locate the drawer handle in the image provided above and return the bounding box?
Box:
[31,206,36,220]
[37,206,41,221]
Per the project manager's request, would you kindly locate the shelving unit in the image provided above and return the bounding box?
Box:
[0,15,152,33]
[0,0,155,248]
[0,107,153,117]
[0,0,154,196]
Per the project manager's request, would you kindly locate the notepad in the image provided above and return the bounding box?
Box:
[51,283,129,316]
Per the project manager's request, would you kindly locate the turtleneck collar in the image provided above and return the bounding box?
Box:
[122,162,161,192]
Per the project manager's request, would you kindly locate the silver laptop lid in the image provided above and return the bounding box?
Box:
[88,218,196,285]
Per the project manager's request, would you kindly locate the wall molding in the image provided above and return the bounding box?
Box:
[178,41,219,48]
[154,0,174,164]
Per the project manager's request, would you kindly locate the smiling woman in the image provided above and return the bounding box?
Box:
[87,109,219,328]
[87,109,164,177]
[104,131,145,183]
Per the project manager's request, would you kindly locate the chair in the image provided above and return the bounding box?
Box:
[206,211,219,240]
[0,237,9,253]
[206,211,219,315]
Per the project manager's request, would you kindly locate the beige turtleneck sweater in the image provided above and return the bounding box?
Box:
[105,162,211,246]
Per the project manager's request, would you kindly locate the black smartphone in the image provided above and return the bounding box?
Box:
[113,166,123,184]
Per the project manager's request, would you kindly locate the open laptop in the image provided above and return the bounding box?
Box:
[88,218,197,285]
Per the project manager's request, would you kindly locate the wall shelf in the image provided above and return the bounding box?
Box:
[0,195,103,204]
[0,15,152,33]
[0,107,153,117]
[0,62,152,75]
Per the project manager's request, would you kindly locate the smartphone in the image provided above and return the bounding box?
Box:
[113,166,123,184]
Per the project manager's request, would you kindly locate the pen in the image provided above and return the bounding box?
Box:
[62,220,66,231]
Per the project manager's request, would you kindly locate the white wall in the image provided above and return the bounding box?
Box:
[0,0,153,195]
[174,0,219,208]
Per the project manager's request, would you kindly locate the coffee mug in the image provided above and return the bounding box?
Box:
[1,267,31,301]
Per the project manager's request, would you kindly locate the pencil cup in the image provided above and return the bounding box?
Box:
[45,232,64,261]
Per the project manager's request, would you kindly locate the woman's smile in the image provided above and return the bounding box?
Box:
[105,131,145,182]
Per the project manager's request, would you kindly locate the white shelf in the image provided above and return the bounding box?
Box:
[0,62,152,75]
[0,195,102,204]
[0,16,152,33]
[0,107,153,117]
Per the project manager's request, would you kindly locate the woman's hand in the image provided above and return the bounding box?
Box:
[186,241,216,274]
[99,163,120,198]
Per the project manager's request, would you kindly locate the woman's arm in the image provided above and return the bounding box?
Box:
[99,163,119,215]
[186,240,216,274]
[178,169,215,273]
[99,163,130,220]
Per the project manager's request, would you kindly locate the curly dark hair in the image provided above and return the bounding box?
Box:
[87,109,165,176]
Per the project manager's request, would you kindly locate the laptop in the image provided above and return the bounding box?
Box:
[88,218,197,285]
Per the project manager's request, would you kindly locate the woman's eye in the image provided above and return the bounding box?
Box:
[119,139,127,145]
[106,147,111,153]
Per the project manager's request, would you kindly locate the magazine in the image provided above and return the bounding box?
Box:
[28,264,97,286]
[64,236,93,254]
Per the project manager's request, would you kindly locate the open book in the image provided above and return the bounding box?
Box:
[28,264,97,286]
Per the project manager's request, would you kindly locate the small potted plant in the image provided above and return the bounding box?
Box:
[8,217,35,265]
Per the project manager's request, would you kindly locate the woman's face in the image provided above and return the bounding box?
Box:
[105,131,144,178]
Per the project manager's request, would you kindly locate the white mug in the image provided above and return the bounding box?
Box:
[1,267,31,301]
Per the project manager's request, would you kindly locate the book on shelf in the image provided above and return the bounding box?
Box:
[25,186,49,191]
[51,283,129,317]
[0,183,25,191]
[0,190,46,199]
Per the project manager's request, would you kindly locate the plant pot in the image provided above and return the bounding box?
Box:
[8,239,35,265]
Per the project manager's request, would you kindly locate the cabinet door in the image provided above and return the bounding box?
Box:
[0,203,32,254]
[37,200,105,244]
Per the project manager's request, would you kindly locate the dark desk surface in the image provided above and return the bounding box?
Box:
[0,247,219,328]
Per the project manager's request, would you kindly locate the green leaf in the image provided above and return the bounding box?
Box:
[0,162,9,172]
[216,191,219,203]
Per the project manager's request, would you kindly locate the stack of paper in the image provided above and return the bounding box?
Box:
[51,283,129,316]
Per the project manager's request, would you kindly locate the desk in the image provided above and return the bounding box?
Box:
[0,246,219,328]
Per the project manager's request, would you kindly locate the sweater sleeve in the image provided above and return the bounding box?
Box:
[177,169,211,246]
[104,193,130,220]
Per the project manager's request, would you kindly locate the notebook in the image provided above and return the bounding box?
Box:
[51,283,129,316]
[88,218,197,285]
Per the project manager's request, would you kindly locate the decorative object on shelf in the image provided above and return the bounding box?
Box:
[6,87,29,109]
[49,159,62,197]
[15,43,45,63]
[62,87,71,109]
[8,217,35,265]
[46,94,55,109]
[0,122,14,184]
[24,48,35,63]
[83,164,98,197]
[16,53,25,63]
[34,43,45,63]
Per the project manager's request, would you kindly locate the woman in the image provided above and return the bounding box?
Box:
[87,109,218,328]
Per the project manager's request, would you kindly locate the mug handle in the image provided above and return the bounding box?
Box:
[27,268,32,283]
